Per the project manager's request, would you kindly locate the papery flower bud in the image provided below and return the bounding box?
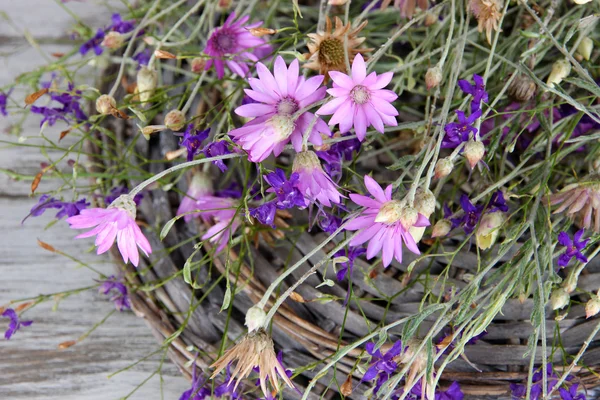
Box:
[464,140,485,169]
[476,211,505,250]
[190,57,206,74]
[585,293,600,319]
[562,264,585,293]
[424,12,438,26]
[550,288,570,310]
[399,206,419,231]
[434,157,454,179]
[248,27,277,37]
[508,74,536,103]
[576,37,593,61]
[245,306,267,332]
[411,189,436,243]
[164,110,186,131]
[95,94,117,115]
[425,66,442,90]
[432,219,452,238]
[101,32,124,49]
[141,125,166,140]
[137,66,158,103]
[154,49,177,59]
[547,59,571,88]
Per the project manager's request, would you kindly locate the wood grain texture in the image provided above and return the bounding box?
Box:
[0,1,188,398]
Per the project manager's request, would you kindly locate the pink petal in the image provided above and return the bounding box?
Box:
[298,86,327,109]
[371,89,398,102]
[371,72,394,90]
[370,96,399,116]
[326,87,350,97]
[415,213,430,227]
[328,100,353,129]
[364,175,387,203]
[339,103,355,133]
[287,59,300,94]
[394,233,403,264]
[273,56,288,96]
[363,102,384,133]
[329,71,355,89]
[244,88,277,104]
[384,185,393,201]
[402,231,420,255]
[349,223,381,246]
[235,103,275,118]
[382,232,394,267]
[345,215,376,230]
[256,62,279,95]
[351,54,366,84]
[354,106,368,141]
[296,76,326,103]
[349,193,381,209]
[366,228,385,259]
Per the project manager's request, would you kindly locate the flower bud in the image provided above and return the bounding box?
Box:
[101,32,124,49]
[585,293,600,319]
[476,211,505,250]
[245,306,267,332]
[164,110,186,131]
[432,219,452,238]
[464,140,485,169]
[413,188,436,218]
[425,66,442,90]
[547,59,571,88]
[137,66,158,103]
[95,94,117,115]
[576,37,593,61]
[562,264,585,293]
[424,12,438,26]
[550,288,570,310]
[508,74,536,103]
[434,157,454,179]
[141,125,166,140]
[399,206,419,231]
[248,27,277,37]
[190,57,206,74]
[217,0,232,10]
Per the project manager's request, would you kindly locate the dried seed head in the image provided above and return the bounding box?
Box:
[413,188,436,218]
[547,59,571,88]
[101,32,124,49]
[585,294,600,319]
[434,157,454,179]
[549,177,600,232]
[469,0,503,44]
[425,66,442,90]
[137,66,158,103]
[432,219,452,238]
[164,110,186,131]
[508,74,536,103]
[550,288,570,310]
[190,57,206,74]
[576,37,593,61]
[464,140,485,169]
[476,211,505,250]
[95,94,117,115]
[292,150,322,173]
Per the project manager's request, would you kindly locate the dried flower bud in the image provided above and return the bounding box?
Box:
[101,32,124,49]
[413,188,436,217]
[432,219,452,238]
[464,140,485,169]
[434,157,454,179]
[576,37,593,61]
[58,340,78,349]
[508,74,536,103]
[550,288,570,310]
[137,66,158,103]
[245,306,267,332]
[190,57,206,74]
[217,0,232,10]
[425,66,442,90]
[154,49,177,59]
[424,12,438,26]
[585,293,600,319]
[95,94,117,115]
[329,0,349,4]
[141,124,166,139]
[340,374,353,396]
[562,264,585,293]
[476,212,505,250]
[547,59,571,88]
[248,27,277,37]
[164,110,186,131]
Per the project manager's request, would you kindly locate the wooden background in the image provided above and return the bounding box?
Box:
[0,1,189,398]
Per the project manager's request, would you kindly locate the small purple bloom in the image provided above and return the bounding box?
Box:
[179,362,211,400]
[80,29,105,55]
[98,275,130,311]
[362,340,403,394]
[557,229,589,268]
[264,169,306,209]
[317,210,342,234]
[0,90,10,116]
[216,182,242,199]
[30,83,87,127]
[26,194,89,222]
[250,201,277,227]
[452,195,484,234]
[2,308,33,340]
[133,49,152,68]
[180,125,210,162]
[438,381,465,400]
[442,109,482,148]
[335,246,366,281]
[559,383,586,400]
[214,364,242,399]
[203,140,231,172]
[458,74,489,113]
[510,364,559,400]
[110,13,135,34]
[488,190,508,213]
[105,185,143,206]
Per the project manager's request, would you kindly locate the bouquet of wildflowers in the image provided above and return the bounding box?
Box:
[2,0,600,398]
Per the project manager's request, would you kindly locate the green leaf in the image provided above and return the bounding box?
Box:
[387,155,415,171]
[183,257,193,285]
[565,77,600,98]
[160,216,180,240]
[221,285,232,312]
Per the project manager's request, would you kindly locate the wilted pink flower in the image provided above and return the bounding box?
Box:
[176,171,214,222]
[189,194,240,252]
[230,56,331,162]
[292,150,344,207]
[203,13,271,79]
[67,195,151,267]
[317,54,398,141]
[345,176,429,267]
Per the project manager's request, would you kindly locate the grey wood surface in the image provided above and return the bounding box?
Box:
[0,1,189,398]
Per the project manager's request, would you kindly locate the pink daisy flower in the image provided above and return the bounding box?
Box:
[229,56,331,162]
[176,171,214,223]
[67,195,151,267]
[344,176,429,267]
[316,54,398,141]
[203,13,271,79]
[292,150,344,207]
[197,196,241,252]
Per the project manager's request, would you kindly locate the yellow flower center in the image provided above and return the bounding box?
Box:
[318,38,345,68]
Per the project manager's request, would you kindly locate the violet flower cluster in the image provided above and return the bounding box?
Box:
[79,13,136,55]
[26,194,89,222]
[557,229,589,268]
[98,275,131,311]
[2,308,33,340]
[30,82,87,127]
[446,190,508,235]
[510,363,586,400]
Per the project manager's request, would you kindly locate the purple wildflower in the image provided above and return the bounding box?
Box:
[557,229,589,268]
[98,275,131,311]
[510,364,559,400]
[362,340,403,393]
[442,109,482,148]
[250,201,277,227]
[203,140,231,172]
[214,365,242,399]
[559,383,586,400]
[335,246,366,281]
[2,308,33,340]
[80,29,105,55]
[110,13,135,34]
[402,380,464,400]
[488,190,508,213]
[317,210,342,234]
[292,150,343,208]
[133,49,152,68]
[26,194,89,222]
[0,90,10,116]
[180,125,210,162]
[30,83,87,127]
[264,169,306,209]
[458,74,489,113]
[179,362,211,400]
[316,134,363,182]
[105,185,143,206]
[216,182,243,199]
[451,195,484,234]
